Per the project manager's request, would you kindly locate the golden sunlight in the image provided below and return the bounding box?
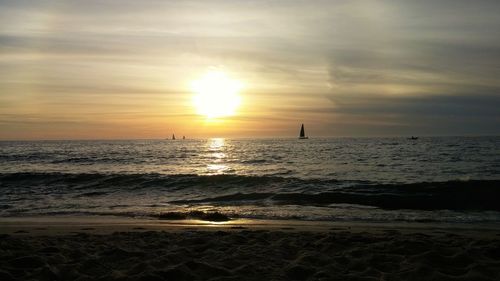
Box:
[191,71,242,119]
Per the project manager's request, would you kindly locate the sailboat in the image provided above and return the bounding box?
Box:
[299,124,309,139]
[172,134,176,140]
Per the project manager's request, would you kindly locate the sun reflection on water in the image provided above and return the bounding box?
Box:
[208,138,225,151]
[206,138,230,174]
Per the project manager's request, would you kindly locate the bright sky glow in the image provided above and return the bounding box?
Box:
[191,71,242,119]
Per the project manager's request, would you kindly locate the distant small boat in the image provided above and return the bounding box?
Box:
[172,134,176,140]
[299,124,309,139]
[408,136,418,140]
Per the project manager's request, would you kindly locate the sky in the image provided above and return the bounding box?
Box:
[1,0,499,139]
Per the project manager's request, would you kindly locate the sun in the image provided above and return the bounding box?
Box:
[191,71,242,119]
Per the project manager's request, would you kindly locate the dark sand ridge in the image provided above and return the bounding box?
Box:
[1,217,500,281]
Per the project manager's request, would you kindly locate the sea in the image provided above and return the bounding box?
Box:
[1,137,499,223]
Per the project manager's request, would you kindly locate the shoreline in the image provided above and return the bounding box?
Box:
[2,215,500,236]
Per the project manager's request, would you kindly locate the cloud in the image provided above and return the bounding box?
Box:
[1,0,500,138]
[326,92,500,135]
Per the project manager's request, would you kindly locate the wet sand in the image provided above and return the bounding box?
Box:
[1,217,499,281]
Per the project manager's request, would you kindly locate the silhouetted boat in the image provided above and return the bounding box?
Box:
[408,136,418,140]
[299,124,309,139]
[172,134,176,140]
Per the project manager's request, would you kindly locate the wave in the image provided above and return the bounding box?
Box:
[0,172,349,190]
[1,172,499,212]
[171,180,500,211]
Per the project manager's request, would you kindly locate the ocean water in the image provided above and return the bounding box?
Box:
[1,137,499,223]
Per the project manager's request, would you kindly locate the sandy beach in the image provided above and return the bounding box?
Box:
[1,217,499,281]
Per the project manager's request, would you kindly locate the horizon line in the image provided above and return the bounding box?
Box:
[1,134,499,142]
